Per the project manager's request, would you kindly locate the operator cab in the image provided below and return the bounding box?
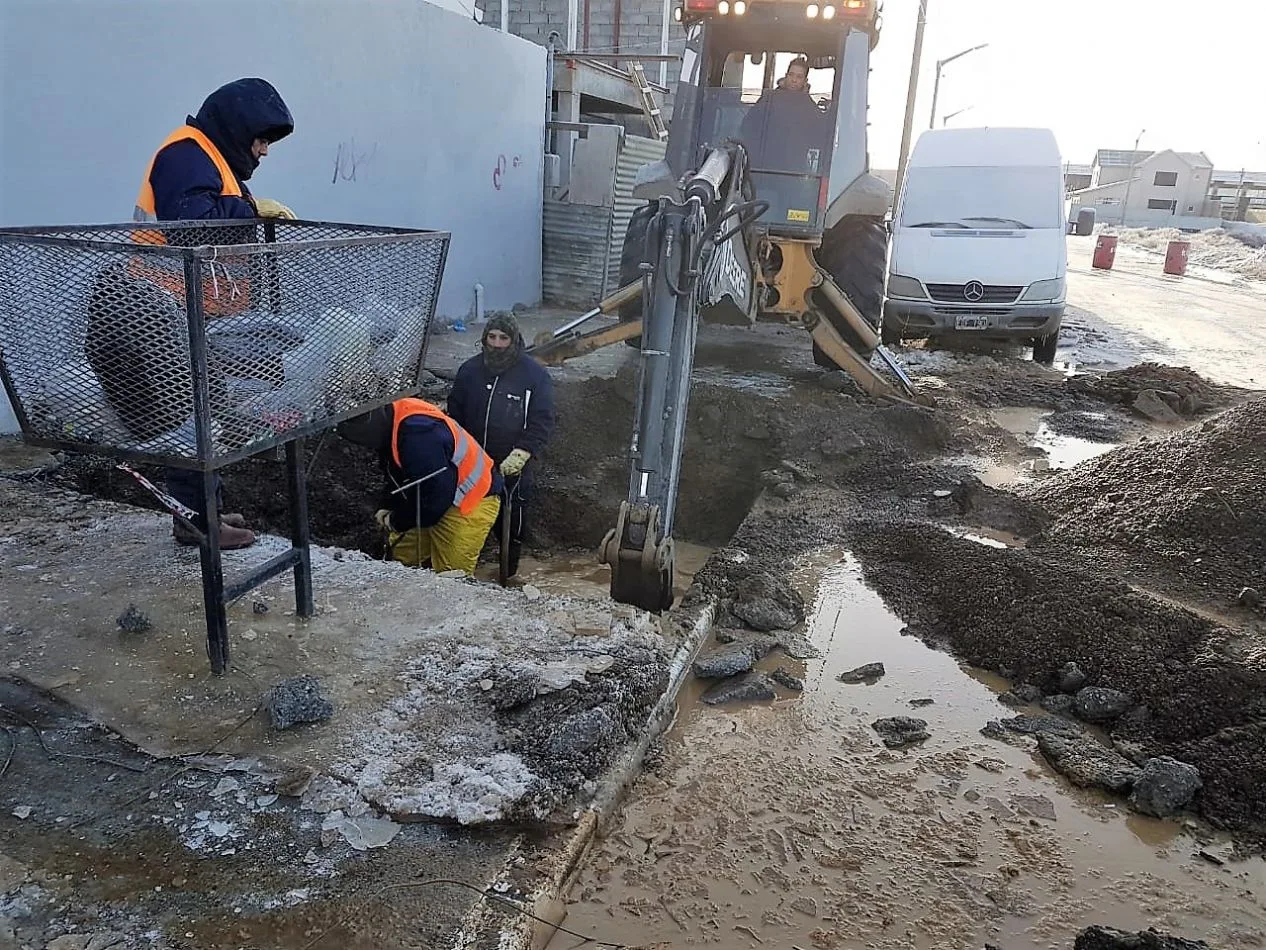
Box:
[670,2,873,237]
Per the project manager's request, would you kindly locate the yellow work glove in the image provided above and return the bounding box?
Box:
[254,198,297,219]
[500,449,531,477]
[374,508,394,531]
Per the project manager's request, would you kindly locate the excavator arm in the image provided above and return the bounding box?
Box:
[527,145,926,612]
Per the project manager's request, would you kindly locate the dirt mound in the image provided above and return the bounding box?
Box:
[1066,362,1238,417]
[846,519,1266,837]
[1024,397,1266,601]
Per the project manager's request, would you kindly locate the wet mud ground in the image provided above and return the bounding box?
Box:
[6,291,1266,948]
[560,554,1266,949]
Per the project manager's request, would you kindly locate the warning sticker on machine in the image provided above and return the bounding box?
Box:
[787,209,811,222]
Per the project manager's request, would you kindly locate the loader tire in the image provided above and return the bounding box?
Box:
[617,203,656,347]
[813,215,888,368]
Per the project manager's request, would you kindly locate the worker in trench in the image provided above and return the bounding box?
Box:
[87,78,296,550]
[446,313,556,578]
[336,398,503,576]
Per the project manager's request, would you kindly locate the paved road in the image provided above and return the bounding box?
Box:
[1065,237,1266,390]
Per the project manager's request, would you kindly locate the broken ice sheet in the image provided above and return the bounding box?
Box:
[210,778,240,798]
[320,811,401,851]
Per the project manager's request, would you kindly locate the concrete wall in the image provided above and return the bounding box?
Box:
[0,0,546,435]
[0,0,545,317]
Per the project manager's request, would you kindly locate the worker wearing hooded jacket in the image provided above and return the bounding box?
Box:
[447,313,556,578]
[136,78,295,550]
[336,399,503,576]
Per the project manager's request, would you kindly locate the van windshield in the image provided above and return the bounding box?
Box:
[900,166,1063,230]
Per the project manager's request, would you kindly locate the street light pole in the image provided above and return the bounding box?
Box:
[894,0,930,207]
[1120,128,1146,227]
[928,43,988,130]
[942,106,973,126]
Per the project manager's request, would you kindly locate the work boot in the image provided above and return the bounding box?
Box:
[172,517,257,550]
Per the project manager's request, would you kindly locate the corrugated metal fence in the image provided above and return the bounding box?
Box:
[541,133,667,309]
[606,135,667,296]
[541,200,612,308]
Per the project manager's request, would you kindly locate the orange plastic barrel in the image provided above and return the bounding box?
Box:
[1092,234,1118,270]
[1164,240,1190,276]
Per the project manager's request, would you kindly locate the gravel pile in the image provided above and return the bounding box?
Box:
[1024,397,1266,600]
[1065,362,1238,416]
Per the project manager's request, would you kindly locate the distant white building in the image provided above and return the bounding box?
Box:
[1070,149,1222,229]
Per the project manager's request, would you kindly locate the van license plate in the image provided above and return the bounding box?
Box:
[955,314,989,330]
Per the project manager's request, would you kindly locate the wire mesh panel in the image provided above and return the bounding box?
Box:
[0,220,449,468]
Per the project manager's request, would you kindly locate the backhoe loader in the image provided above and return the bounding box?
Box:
[530,0,926,611]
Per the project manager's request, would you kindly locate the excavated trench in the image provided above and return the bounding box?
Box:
[48,367,782,563]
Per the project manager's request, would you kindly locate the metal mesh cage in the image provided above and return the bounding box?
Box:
[0,220,449,468]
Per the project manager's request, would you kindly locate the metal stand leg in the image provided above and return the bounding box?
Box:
[198,469,230,674]
[286,438,315,618]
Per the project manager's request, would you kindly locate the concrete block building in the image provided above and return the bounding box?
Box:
[479,0,687,93]
[1070,149,1222,229]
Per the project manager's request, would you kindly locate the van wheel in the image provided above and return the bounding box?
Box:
[1033,330,1059,365]
[880,319,902,347]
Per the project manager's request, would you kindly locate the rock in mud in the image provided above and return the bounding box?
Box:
[116,603,151,634]
[873,717,929,749]
[1011,794,1057,821]
[266,675,334,730]
[838,662,885,684]
[1132,389,1184,423]
[773,633,820,660]
[1040,694,1076,716]
[985,715,1081,738]
[547,706,627,761]
[1037,732,1141,794]
[701,673,777,706]
[1239,586,1262,608]
[692,646,758,680]
[770,667,804,692]
[1128,757,1202,818]
[1013,683,1044,703]
[1058,662,1088,694]
[731,576,806,633]
[1073,686,1133,723]
[1074,925,1210,949]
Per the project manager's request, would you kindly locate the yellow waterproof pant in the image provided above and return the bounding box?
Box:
[388,495,501,575]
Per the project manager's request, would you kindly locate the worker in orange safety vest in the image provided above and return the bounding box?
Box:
[336,399,504,575]
[88,79,296,551]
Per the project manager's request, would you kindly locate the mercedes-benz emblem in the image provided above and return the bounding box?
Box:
[963,281,985,302]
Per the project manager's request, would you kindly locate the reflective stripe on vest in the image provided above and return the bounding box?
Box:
[391,398,494,516]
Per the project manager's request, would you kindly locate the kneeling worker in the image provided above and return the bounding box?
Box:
[336,398,501,575]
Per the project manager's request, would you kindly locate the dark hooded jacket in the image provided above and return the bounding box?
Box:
[448,316,556,468]
[337,405,503,531]
[149,78,294,221]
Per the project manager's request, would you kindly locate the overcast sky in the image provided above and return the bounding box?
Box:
[864,0,1265,172]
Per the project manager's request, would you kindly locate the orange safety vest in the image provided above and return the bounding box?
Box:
[391,399,495,516]
[129,125,252,316]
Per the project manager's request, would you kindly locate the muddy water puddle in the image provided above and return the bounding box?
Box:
[950,408,1120,489]
[556,553,1266,950]
[474,541,713,603]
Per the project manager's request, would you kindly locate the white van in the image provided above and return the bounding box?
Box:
[883,127,1068,363]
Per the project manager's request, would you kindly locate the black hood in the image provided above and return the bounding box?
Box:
[336,406,393,454]
[189,78,293,182]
